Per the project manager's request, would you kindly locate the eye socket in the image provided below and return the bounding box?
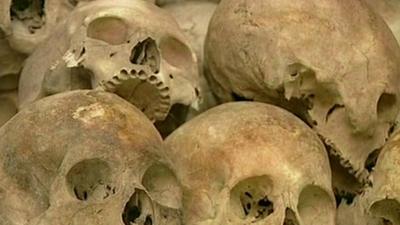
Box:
[297,185,335,225]
[377,93,398,120]
[369,199,400,225]
[230,176,274,221]
[66,158,116,201]
[87,17,128,45]
[142,163,182,209]
[159,36,193,68]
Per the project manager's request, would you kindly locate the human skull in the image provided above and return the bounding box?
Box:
[364,0,400,45]
[0,0,82,54]
[165,102,336,225]
[18,0,200,122]
[155,1,218,136]
[0,90,174,225]
[0,30,25,126]
[205,0,400,190]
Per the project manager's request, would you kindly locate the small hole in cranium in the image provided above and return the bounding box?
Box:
[142,163,182,208]
[297,185,335,225]
[370,199,400,225]
[377,93,398,120]
[283,208,300,225]
[87,17,128,45]
[130,38,160,74]
[10,0,46,34]
[230,176,274,221]
[122,189,154,225]
[159,36,193,69]
[66,158,114,201]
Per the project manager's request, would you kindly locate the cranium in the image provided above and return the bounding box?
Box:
[337,129,400,225]
[0,0,81,54]
[164,102,336,225]
[204,0,400,193]
[18,0,200,122]
[155,1,218,136]
[0,90,177,225]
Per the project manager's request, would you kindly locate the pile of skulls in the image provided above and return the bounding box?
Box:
[1,0,400,224]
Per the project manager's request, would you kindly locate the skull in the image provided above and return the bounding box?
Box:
[0,30,25,126]
[164,102,336,225]
[0,90,170,225]
[364,0,400,45]
[337,129,400,225]
[18,0,200,122]
[204,0,400,192]
[155,1,218,136]
[0,0,82,54]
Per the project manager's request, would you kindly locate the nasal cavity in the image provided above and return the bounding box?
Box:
[87,17,128,45]
[122,189,154,225]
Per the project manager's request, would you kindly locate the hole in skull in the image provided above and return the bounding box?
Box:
[370,199,400,225]
[325,104,344,122]
[142,163,182,209]
[10,0,45,34]
[377,93,398,120]
[297,185,335,225]
[87,17,128,45]
[365,148,381,172]
[154,104,189,138]
[283,208,300,225]
[130,38,160,74]
[230,176,274,221]
[159,36,193,69]
[122,189,154,225]
[66,159,114,201]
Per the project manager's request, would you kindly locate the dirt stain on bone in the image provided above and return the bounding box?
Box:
[72,103,105,123]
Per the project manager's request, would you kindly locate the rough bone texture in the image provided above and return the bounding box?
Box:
[205,0,400,194]
[165,102,336,225]
[0,90,172,225]
[18,0,200,122]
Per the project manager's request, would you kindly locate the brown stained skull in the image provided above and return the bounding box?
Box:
[204,0,400,194]
[337,129,400,225]
[164,102,336,225]
[0,90,178,225]
[18,0,200,122]
[0,0,80,54]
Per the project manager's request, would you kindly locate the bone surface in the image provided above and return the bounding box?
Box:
[165,102,336,225]
[204,0,400,195]
[18,0,200,122]
[0,90,174,225]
